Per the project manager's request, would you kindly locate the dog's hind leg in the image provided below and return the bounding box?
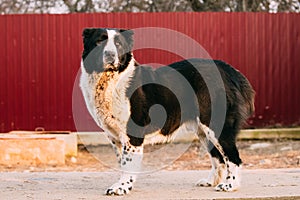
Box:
[196,119,241,192]
[213,125,242,192]
[106,141,143,195]
[196,153,226,187]
[209,145,241,192]
[195,121,227,188]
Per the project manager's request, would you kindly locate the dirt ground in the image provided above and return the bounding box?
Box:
[1,139,299,172]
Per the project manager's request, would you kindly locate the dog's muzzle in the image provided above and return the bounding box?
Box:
[104,51,116,64]
[103,50,119,71]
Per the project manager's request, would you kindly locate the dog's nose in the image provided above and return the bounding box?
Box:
[104,51,116,59]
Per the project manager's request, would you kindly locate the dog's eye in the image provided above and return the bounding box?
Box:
[114,36,122,47]
[96,35,108,44]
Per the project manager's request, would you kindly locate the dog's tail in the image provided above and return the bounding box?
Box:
[239,75,255,120]
[229,74,255,129]
[219,60,255,125]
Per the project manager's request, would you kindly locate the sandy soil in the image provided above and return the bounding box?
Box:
[0,139,299,172]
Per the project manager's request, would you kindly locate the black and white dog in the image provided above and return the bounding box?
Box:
[80,28,255,195]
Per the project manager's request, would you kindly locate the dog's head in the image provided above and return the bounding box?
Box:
[82,28,134,73]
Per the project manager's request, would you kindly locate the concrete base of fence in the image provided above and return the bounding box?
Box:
[76,128,300,146]
[1,169,299,200]
[238,128,300,140]
[0,138,65,165]
[0,131,77,166]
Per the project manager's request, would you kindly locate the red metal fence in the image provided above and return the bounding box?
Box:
[0,12,299,132]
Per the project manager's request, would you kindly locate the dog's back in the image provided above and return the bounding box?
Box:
[127,58,255,140]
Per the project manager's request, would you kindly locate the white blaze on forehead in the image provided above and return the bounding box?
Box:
[107,29,117,44]
[103,29,119,66]
[105,30,118,54]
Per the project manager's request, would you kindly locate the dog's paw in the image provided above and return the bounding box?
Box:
[215,183,237,192]
[105,182,133,196]
[195,179,213,187]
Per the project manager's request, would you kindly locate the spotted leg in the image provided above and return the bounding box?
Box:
[196,155,226,187]
[106,142,143,195]
[196,120,241,192]
[108,136,122,164]
[215,161,241,192]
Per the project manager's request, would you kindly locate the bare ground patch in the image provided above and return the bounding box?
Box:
[0,139,299,172]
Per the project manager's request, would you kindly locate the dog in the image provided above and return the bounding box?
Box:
[80,28,255,195]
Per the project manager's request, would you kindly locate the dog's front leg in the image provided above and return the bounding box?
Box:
[108,136,122,164]
[106,142,143,195]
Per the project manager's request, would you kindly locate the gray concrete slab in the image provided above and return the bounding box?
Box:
[1,169,299,200]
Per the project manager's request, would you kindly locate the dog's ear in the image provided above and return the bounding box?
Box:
[120,29,134,39]
[82,28,97,49]
[82,28,99,62]
[82,28,96,39]
[120,29,134,34]
[120,29,134,49]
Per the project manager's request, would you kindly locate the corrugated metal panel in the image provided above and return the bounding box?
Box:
[0,12,299,132]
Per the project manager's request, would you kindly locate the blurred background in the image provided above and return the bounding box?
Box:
[0,0,299,13]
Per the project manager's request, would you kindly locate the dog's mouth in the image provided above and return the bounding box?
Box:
[104,62,120,72]
[103,54,120,71]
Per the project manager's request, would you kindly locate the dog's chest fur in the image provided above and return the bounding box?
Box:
[80,61,134,141]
